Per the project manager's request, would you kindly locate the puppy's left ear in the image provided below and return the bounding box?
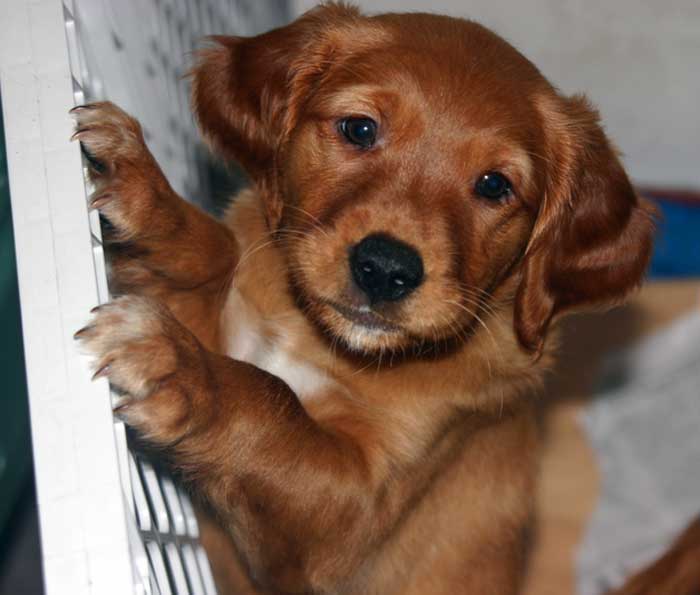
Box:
[514,95,656,355]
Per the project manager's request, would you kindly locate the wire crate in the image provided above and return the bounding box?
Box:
[0,1,291,594]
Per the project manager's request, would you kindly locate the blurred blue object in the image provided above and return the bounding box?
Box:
[646,193,700,279]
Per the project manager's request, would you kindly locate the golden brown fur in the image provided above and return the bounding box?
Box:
[70,4,690,594]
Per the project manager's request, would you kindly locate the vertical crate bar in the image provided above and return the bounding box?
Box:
[0,1,136,594]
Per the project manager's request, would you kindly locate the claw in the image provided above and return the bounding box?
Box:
[73,326,93,340]
[89,193,113,211]
[90,304,104,314]
[70,127,91,141]
[113,402,131,419]
[69,104,95,114]
[92,363,111,381]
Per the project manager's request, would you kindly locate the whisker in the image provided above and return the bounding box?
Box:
[212,233,283,310]
[444,299,506,382]
[234,238,281,277]
[284,204,330,238]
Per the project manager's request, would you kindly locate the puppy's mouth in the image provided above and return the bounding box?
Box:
[326,300,401,333]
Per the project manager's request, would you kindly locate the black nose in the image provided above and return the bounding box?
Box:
[350,234,424,303]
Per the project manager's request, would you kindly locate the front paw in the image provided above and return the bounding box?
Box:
[70,102,172,241]
[75,296,203,440]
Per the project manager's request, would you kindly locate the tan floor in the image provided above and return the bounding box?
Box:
[523,280,700,595]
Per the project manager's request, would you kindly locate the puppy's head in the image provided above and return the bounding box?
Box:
[193,4,654,357]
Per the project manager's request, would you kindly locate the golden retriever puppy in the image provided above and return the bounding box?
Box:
[74,4,657,594]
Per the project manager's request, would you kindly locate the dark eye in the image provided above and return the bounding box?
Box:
[474,172,512,200]
[339,117,377,148]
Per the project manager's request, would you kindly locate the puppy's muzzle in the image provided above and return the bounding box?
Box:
[350,233,424,304]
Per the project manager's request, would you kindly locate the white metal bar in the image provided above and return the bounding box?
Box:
[0,1,136,594]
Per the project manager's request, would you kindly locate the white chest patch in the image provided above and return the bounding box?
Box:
[221,288,332,401]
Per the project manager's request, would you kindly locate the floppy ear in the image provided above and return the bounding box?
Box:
[190,3,376,228]
[514,95,656,355]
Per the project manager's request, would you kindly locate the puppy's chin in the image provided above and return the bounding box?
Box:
[295,280,482,357]
[317,300,410,355]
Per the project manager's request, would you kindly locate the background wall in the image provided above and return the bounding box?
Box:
[295,0,700,190]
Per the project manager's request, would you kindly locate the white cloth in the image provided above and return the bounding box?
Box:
[577,308,700,594]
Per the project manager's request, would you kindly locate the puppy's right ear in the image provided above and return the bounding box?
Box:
[191,4,375,225]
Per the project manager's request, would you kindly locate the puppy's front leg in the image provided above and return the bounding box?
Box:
[77,296,385,593]
[72,102,237,348]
